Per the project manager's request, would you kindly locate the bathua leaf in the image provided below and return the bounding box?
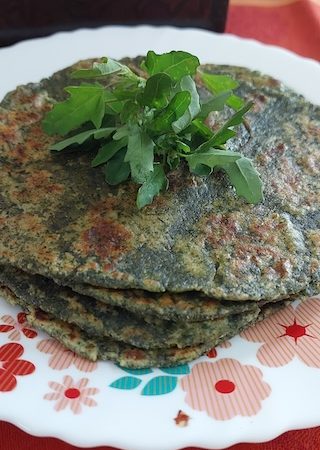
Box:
[103,148,130,185]
[104,91,125,115]
[136,165,168,209]
[152,91,191,133]
[141,73,173,108]
[200,72,244,110]
[71,57,137,79]
[125,128,155,183]
[109,376,142,390]
[141,376,178,396]
[144,50,200,82]
[50,127,116,151]
[222,101,253,128]
[70,68,102,79]
[93,59,138,78]
[42,85,105,135]
[196,102,253,151]
[222,157,264,204]
[200,72,239,93]
[186,149,242,171]
[191,118,213,139]
[91,137,127,167]
[191,163,212,176]
[198,91,232,120]
[172,76,200,133]
[227,94,245,110]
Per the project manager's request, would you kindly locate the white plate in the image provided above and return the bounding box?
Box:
[0,26,320,450]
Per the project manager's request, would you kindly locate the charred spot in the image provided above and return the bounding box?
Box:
[10,145,32,165]
[1,128,17,142]
[257,94,266,103]
[268,78,281,88]
[268,143,286,156]
[252,94,268,113]
[235,242,277,261]
[206,214,239,246]
[308,124,320,137]
[25,170,64,197]
[34,308,50,321]
[82,219,132,260]
[248,217,287,245]
[274,259,291,278]
[13,110,42,126]
[124,348,146,360]
[69,328,81,342]
[0,285,14,296]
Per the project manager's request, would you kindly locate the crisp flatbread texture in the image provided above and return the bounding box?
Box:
[0,265,261,349]
[0,286,288,368]
[0,60,319,301]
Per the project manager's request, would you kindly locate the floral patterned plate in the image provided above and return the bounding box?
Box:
[0,26,320,450]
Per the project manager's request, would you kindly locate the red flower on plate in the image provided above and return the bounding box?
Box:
[44,375,99,414]
[0,343,36,392]
[240,298,320,368]
[0,313,37,341]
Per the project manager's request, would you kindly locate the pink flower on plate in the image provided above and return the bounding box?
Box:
[37,339,97,372]
[0,312,37,341]
[181,358,271,420]
[240,298,320,368]
[44,375,99,414]
[0,343,35,392]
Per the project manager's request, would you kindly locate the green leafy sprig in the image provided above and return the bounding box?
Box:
[42,51,263,208]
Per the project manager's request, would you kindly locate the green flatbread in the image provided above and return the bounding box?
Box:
[0,265,261,349]
[69,283,259,322]
[0,59,318,301]
[0,285,289,368]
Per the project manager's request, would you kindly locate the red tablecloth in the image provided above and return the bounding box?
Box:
[1,1,319,449]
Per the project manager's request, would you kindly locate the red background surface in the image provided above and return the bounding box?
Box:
[1,0,319,448]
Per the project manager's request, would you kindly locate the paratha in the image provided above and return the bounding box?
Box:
[0,265,260,349]
[0,60,319,301]
[69,283,259,322]
[0,286,289,368]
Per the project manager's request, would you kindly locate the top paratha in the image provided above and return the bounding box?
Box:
[0,59,319,300]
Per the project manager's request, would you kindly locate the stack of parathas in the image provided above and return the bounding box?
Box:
[0,58,319,368]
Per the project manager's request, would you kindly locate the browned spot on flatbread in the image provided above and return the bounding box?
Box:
[274,259,292,278]
[123,348,146,361]
[0,127,17,142]
[26,169,64,195]
[206,213,239,246]
[82,219,132,260]
[34,308,50,321]
[249,215,287,245]
[15,110,42,123]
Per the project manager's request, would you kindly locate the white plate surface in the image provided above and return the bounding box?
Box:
[0,26,320,450]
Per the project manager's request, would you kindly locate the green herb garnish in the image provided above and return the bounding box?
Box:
[42,51,263,208]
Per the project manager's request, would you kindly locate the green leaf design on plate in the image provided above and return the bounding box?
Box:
[160,364,190,375]
[120,367,153,375]
[141,376,178,396]
[110,376,142,390]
